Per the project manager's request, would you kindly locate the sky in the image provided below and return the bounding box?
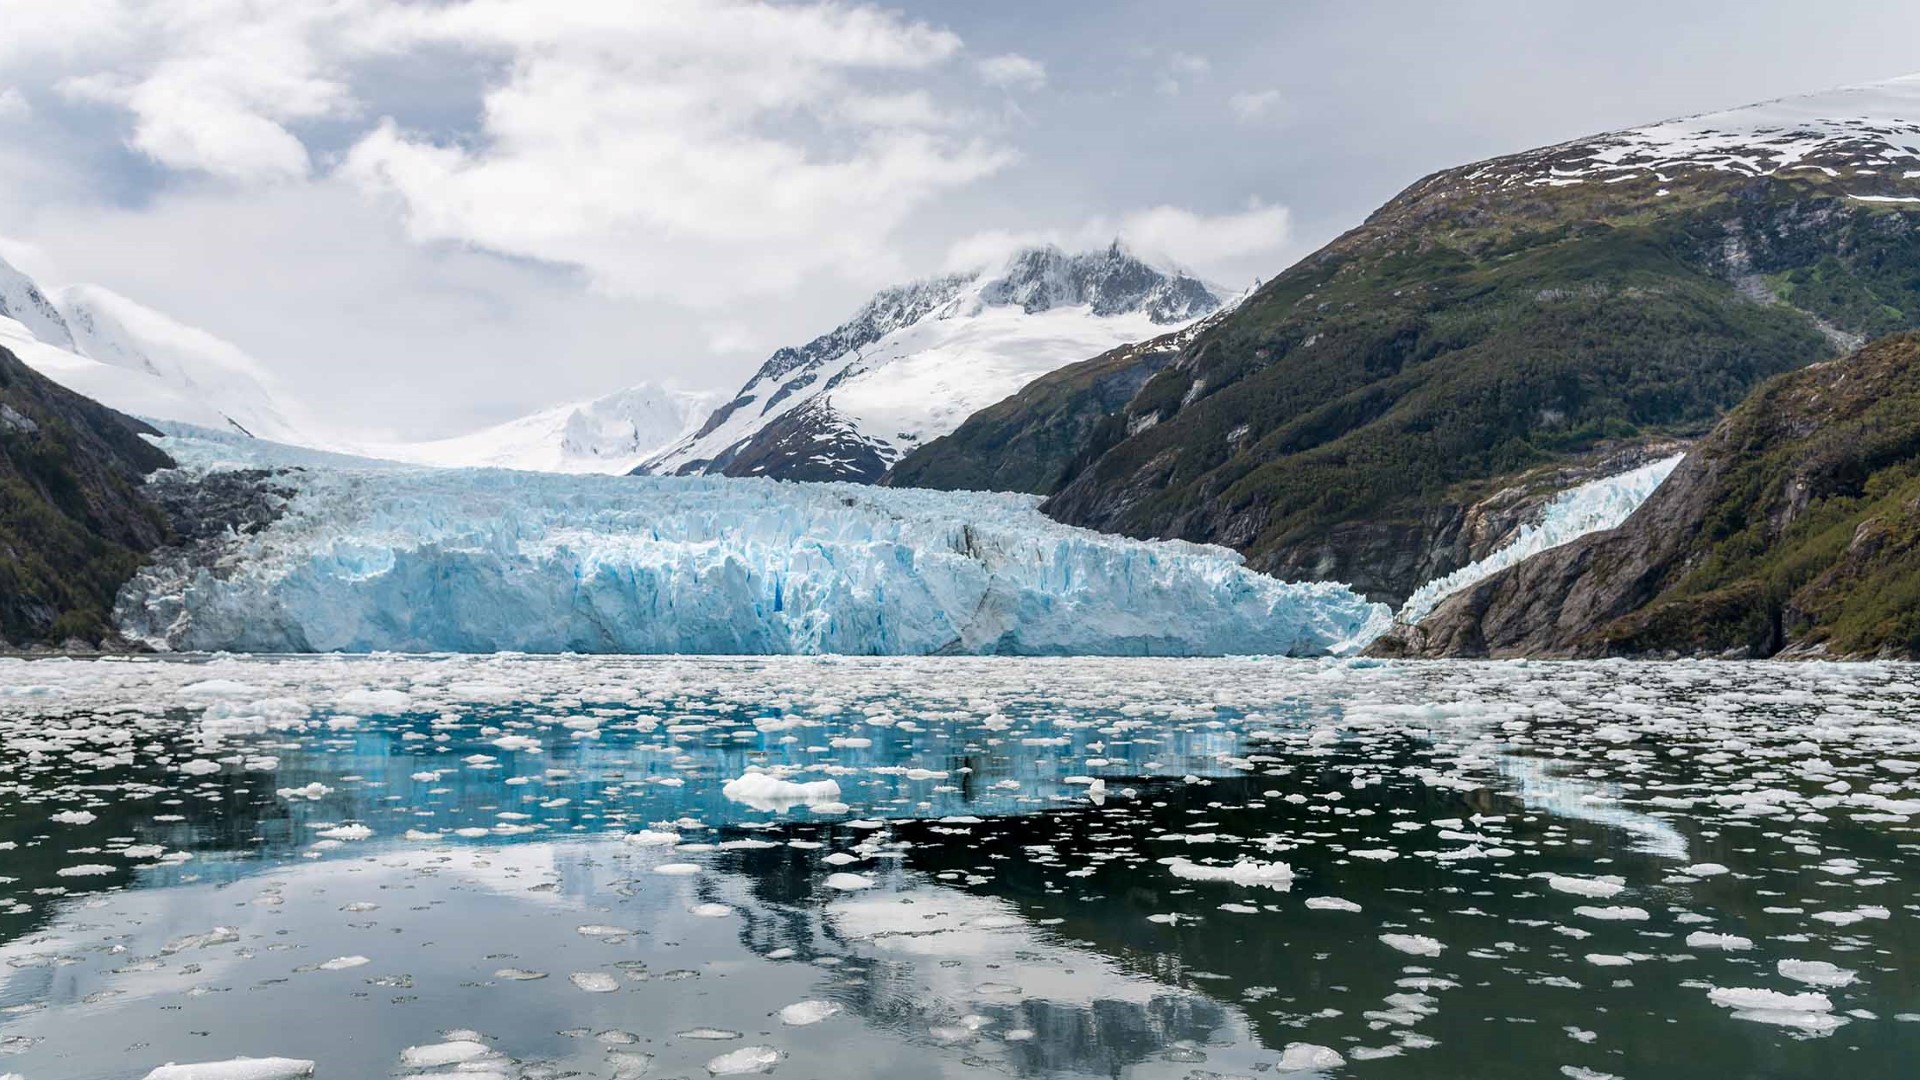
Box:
[1,0,1918,439]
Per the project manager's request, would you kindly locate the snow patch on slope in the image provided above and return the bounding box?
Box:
[118,428,1389,657]
[1399,454,1684,625]
[1477,73,1920,190]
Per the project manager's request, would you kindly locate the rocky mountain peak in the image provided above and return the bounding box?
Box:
[977,242,1220,324]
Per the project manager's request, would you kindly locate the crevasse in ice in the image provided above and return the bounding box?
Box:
[117,428,1391,656]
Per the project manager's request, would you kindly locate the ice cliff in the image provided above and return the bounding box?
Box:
[117,428,1390,656]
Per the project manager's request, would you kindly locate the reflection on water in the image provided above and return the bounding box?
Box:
[1,655,1918,1079]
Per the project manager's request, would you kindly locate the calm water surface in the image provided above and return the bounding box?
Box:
[1,655,1916,1080]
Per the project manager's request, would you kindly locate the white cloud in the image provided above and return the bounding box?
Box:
[1157,51,1211,96]
[1228,88,1288,124]
[943,200,1293,286]
[0,88,30,121]
[1,0,1013,300]
[976,53,1047,91]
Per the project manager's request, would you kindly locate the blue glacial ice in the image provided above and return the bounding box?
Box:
[117,429,1391,656]
[1397,454,1684,625]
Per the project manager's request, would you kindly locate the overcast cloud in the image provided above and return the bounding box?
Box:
[1,0,1917,437]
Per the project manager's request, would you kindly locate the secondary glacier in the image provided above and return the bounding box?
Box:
[118,428,1390,657]
[1397,453,1685,625]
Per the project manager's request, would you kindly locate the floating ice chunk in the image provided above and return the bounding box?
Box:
[1584,954,1634,966]
[315,824,372,841]
[705,1046,780,1075]
[317,955,369,971]
[400,1041,493,1068]
[570,972,620,992]
[778,1000,842,1026]
[1276,1042,1345,1071]
[1707,987,1845,1034]
[1684,863,1730,877]
[690,903,734,918]
[626,829,681,846]
[1560,1068,1621,1080]
[1545,874,1626,899]
[49,809,98,825]
[1306,896,1362,912]
[178,759,223,776]
[1573,906,1649,921]
[1778,959,1857,988]
[1164,857,1295,890]
[56,864,117,877]
[722,770,843,812]
[824,872,876,891]
[1685,932,1753,951]
[494,968,547,981]
[143,1058,316,1080]
[277,783,332,801]
[653,863,702,876]
[1380,933,1444,957]
[491,735,541,752]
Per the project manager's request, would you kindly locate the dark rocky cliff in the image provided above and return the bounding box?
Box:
[0,344,172,647]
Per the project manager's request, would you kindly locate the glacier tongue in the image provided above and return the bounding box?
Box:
[1397,453,1685,625]
[118,430,1389,657]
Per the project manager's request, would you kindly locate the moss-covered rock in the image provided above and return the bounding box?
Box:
[0,345,173,647]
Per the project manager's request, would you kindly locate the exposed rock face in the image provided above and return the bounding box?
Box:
[1373,332,1920,659]
[0,344,172,646]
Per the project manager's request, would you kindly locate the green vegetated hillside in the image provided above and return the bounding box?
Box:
[891,89,1920,605]
[1374,332,1920,658]
[0,344,173,646]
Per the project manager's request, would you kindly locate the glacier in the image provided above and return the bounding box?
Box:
[117,428,1390,657]
[1397,453,1685,625]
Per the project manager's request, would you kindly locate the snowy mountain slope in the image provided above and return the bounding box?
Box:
[119,425,1389,656]
[1455,73,1920,194]
[644,243,1222,483]
[0,315,244,433]
[0,253,312,442]
[0,255,75,350]
[54,284,308,443]
[363,384,721,474]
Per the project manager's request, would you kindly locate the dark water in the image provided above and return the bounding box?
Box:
[1,655,1916,1079]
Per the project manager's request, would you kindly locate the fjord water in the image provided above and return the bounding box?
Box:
[1,656,1916,1080]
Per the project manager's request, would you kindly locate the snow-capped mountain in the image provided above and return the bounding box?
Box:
[0,256,74,350]
[0,254,311,443]
[366,383,721,474]
[643,243,1223,483]
[1453,72,1920,194]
